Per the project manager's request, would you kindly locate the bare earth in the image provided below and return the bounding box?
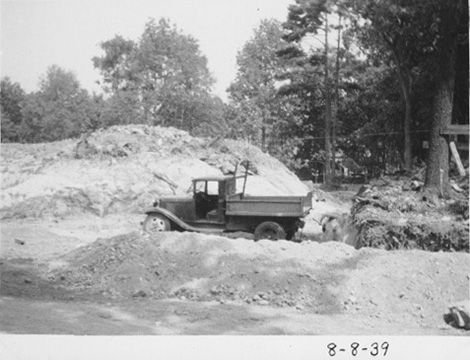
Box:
[1,126,469,359]
[1,204,468,336]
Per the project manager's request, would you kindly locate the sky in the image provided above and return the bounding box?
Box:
[1,0,295,100]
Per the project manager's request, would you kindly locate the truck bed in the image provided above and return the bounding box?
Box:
[225,191,312,217]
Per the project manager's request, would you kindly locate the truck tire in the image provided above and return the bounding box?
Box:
[286,230,296,241]
[254,221,286,241]
[143,214,171,234]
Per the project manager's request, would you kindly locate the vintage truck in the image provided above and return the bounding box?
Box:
[143,164,312,241]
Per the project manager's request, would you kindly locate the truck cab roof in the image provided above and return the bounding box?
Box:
[192,175,247,182]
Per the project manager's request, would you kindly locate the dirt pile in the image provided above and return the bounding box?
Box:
[351,174,469,252]
[48,231,469,328]
[1,125,308,219]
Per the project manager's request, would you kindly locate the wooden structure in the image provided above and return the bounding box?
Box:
[441,124,469,177]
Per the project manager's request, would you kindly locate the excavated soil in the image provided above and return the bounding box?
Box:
[0,125,309,220]
[351,174,469,252]
[1,207,469,336]
[49,230,469,321]
[1,125,469,337]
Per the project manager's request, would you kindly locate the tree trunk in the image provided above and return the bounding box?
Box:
[389,44,413,172]
[324,15,333,185]
[400,69,413,172]
[261,125,266,151]
[424,1,461,195]
[332,14,342,180]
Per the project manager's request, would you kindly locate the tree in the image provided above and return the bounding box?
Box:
[227,19,302,164]
[331,13,343,174]
[348,0,439,172]
[1,77,26,142]
[283,0,354,183]
[338,65,405,175]
[21,65,100,142]
[93,18,222,135]
[425,0,467,194]
[229,20,286,148]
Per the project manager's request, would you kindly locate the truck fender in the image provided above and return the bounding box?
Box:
[144,207,221,234]
[144,207,196,232]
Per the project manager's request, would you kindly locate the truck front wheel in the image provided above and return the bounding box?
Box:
[143,214,171,234]
[254,221,286,241]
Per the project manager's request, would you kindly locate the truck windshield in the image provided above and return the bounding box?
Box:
[194,181,205,193]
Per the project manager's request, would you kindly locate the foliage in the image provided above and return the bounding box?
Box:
[2,67,100,143]
[347,0,444,171]
[1,77,26,142]
[274,0,468,181]
[21,65,101,142]
[226,19,304,167]
[93,18,224,135]
[279,0,368,176]
[356,219,469,253]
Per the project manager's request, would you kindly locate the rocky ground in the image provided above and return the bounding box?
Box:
[1,125,469,338]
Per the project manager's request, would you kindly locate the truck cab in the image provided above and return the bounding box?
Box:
[155,176,238,226]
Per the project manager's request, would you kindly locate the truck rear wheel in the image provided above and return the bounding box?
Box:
[286,230,296,241]
[143,214,171,234]
[254,221,286,241]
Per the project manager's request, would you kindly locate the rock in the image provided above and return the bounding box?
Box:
[132,290,147,298]
[14,238,25,245]
[347,295,357,304]
[411,180,423,191]
[448,301,470,330]
[397,218,407,226]
[97,312,112,319]
[210,286,220,295]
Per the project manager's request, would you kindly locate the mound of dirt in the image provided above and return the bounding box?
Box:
[1,125,309,219]
[48,231,469,328]
[351,174,469,252]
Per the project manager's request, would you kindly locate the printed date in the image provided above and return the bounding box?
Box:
[327,342,390,357]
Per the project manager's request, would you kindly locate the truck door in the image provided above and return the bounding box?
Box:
[194,180,220,221]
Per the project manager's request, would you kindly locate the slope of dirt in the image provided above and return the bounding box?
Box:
[0,125,309,219]
[1,209,469,335]
[41,230,468,331]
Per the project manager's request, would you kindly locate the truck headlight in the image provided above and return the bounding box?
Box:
[153,199,160,207]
